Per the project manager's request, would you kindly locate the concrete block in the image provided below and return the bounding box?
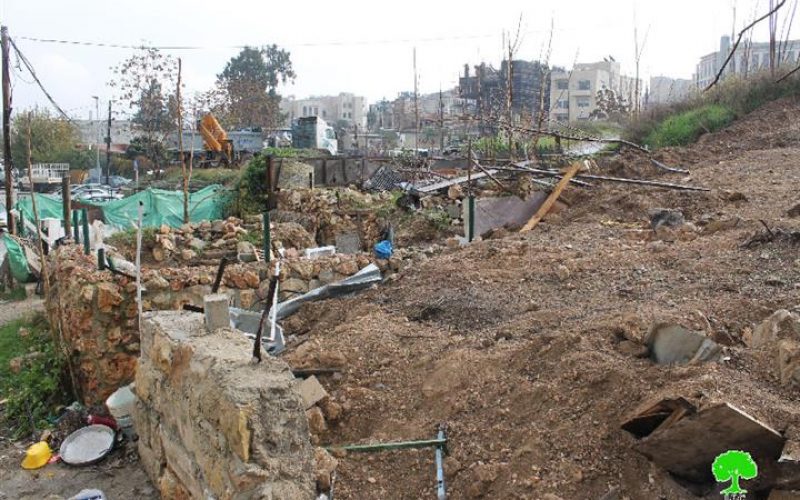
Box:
[304,246,336,259]
[298,375,328,409]
[203,294,230,332]
[335,232,362,254]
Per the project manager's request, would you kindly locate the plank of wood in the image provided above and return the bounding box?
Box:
[636,403,785,483]
[519,162,582,232]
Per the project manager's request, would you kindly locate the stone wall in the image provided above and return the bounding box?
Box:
[47,246,375,404]
[134,311,315,499]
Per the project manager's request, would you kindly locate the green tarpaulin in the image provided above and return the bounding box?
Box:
[15,185,230,231]
[2,234,33,282]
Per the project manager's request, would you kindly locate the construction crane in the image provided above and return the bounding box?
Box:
[198,113,235,168]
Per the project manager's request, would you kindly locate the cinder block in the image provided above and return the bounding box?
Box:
[204,294,230,332]
[298,376,328,409]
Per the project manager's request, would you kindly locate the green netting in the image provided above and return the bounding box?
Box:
[15,193,63,227]
[15,185,230,231]
[2,234,33,282]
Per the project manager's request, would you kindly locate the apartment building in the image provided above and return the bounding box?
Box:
[648,76,694,107]
[695,35,800,88]
[549,60,641,122]
[280,93,367,128]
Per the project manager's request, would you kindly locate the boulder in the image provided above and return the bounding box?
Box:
[751,310,800,348]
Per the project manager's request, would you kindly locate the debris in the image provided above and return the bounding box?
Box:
[59,424,116,466]
[374,240,393,259]
[644,323,722,364]
[335,232,362,254]
[750,310,800,348]
[203,294,231,332]
[276,264,382,320]
[68,489,107,500]
[305,246,336,259]
[631,402,784,484]
[648,208,685,232]
[416,169,499,194]
[788,203,800,218]
[314,448,339,493]
[520,162,583,232]
[650,159,689,174]
[298,375,329,410]
[463,192,554,238]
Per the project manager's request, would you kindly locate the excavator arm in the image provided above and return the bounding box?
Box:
[199,114,234,165]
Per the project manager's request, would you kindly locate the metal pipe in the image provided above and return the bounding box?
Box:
[326,437,447,453]
[263,211,271,263]
[436,427,446,500]
[81,209,89,255]
[72,210,79,242]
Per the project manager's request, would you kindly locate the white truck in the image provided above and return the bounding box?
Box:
[292,117,337,155]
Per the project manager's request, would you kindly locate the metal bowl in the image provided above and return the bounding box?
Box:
[59,424,116,466]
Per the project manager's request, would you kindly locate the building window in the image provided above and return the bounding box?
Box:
[302,106,307,116]
[578,80,591,91]
[322,110,327,118]
[556,79,568,90]
[556,99,569,109]
[576,97,591,108]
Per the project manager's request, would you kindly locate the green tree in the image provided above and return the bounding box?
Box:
[108,48,179,169]
[712,450,758,495]
[9,108,91,170]
[207,45,295,130]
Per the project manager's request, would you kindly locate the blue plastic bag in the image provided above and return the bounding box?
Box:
[374,240,393,259]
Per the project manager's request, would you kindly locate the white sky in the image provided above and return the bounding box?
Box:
[0,0,790,118]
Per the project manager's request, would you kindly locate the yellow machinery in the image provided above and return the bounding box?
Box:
[198,114,235,167]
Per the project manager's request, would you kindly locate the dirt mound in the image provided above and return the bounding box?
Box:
[276,96,800,499]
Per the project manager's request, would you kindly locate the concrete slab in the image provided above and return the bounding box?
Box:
[464,192,550,238]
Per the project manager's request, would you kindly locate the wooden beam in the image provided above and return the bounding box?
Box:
[520,161,582,232]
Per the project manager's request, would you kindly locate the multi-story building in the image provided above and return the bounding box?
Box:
[695,35,800,88]
[280,93,367,129]
[648,76,694,107]
[459,60,550,120]
[549,60,641,122]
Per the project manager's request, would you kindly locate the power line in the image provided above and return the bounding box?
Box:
[15,26,595,51]
[8,36,73,122]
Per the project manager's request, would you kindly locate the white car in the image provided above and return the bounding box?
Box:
[76,188,123,202]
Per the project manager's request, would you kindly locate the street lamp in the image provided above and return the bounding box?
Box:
[92,96,100,177]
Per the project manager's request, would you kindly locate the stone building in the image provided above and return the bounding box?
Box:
[647,76,694,107]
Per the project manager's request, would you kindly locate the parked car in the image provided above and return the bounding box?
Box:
[75,188,123,202]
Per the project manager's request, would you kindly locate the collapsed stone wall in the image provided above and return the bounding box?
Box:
[47,245,376,404]
[134,311,315,499]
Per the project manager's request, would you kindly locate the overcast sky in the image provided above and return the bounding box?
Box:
[1,0,790,118]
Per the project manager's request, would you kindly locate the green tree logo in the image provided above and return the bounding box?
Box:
[712,450,758,495]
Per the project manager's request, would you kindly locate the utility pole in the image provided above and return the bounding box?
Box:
[439,87,444,152]
[2,26,14,234]
[92,96,100,175]
[413,47,419,156]
[177,57,188,224]
[105,101,111,185]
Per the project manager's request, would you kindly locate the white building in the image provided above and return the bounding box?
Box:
[648,76,694,107]
[550,60,641,122]
[280,93,367,129]
[695,35,800,89]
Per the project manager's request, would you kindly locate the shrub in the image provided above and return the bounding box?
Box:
[645,104,735,147]
[627,70,800,148]
[0,314,70,438]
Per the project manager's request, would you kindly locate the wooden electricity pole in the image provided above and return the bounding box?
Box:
[2,26,14,234]
[177,58,188,223]
[413,47,419,155]
[105,100,111,185]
